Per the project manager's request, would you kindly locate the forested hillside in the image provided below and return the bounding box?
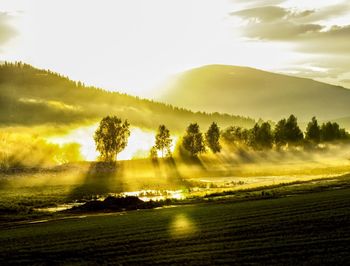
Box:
[0,62,254,132]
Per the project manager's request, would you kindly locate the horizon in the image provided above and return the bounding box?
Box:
[0,0,349,98]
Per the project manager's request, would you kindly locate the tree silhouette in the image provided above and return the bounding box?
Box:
[205,122,221,153]
[94,116,130,162]
[274,115,303,146]
[250,122,273,150]
[182,123,206,156]
[248,123,260,149]
[285,115,303,144]
[222,126,250,145]
[305,117,321,143]
[274,118,287,147]
[154,125,172,158]
[260,122,274,149]
[320,121,349,142]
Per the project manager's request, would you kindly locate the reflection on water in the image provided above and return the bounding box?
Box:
[35,189,185,213]
[34,202,84,213]
[122,189,185,202]
[98,189,185,202]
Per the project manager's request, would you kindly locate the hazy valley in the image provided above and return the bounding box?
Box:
[1,62,350,265]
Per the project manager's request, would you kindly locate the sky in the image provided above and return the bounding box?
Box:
[0,0,349,98]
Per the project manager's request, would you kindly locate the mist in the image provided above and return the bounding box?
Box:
[0,130,82,170]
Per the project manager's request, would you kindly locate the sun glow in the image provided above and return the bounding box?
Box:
[0,0,290,97]
[1,0,350,95]
[169,214,198,239]
[46,124,178,161]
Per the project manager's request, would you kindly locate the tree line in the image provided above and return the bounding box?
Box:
[94,115,350,162]
[222,115,349,150]
[94,116,221,162]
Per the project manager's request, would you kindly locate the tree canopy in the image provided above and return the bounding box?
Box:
[94,116,130,162]
[305,117,321,143]
[274,115,303,147]
[182,123,206,156]
[154,125,172,158]
[320,121,349,142]
[249,122,273,150]
[205,122,221,153]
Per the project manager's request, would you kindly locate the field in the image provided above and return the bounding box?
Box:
[1,186,350,265]
[1,154,350,265]
[1,155,350,221]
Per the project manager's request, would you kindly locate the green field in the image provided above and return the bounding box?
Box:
[1,158,350,221]
[1,156,350,265]
[1,187,350,265]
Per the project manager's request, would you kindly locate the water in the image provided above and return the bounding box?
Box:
[34,190,185,213]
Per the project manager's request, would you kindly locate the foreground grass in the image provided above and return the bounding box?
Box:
[1,187,350,265]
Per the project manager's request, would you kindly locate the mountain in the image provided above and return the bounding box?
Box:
[0,62,254,132]
[160,64,350,122]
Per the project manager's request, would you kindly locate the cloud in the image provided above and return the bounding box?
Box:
[233,0,286,8]
[296,25,350,54]
[241,22,350,48]
[309,56,350,76]
[231,5,315,23]
[280,55,350,88]
[231,2,350,87]
[279,65,345,82]
[0,12,17,46]
[231,4,350,48]
[296,3,350,23]
[231,6,325,40]
[244,21,323,40]
[232,6,288,22]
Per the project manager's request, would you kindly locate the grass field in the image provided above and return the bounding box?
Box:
[1,187,350,265]
[1,157,350,221]
[1,157,350,265]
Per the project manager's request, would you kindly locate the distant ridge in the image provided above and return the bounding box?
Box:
[0,62,254,131]
[160,64,350,122]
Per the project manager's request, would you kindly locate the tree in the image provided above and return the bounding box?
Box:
[320,121,349,142]
[182,123,206,156]
[274,115,303,146]
[274,118,287,147]
[248,122,273,150]
[320,121,350,142]
[305,116,321,143]
[222,126,250,145]
[205,122,221,153]
[256,122,273,149]
[94,116,130,162]
[248,123,260,149]
[154,125,172,158]
[285,114,303,144]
